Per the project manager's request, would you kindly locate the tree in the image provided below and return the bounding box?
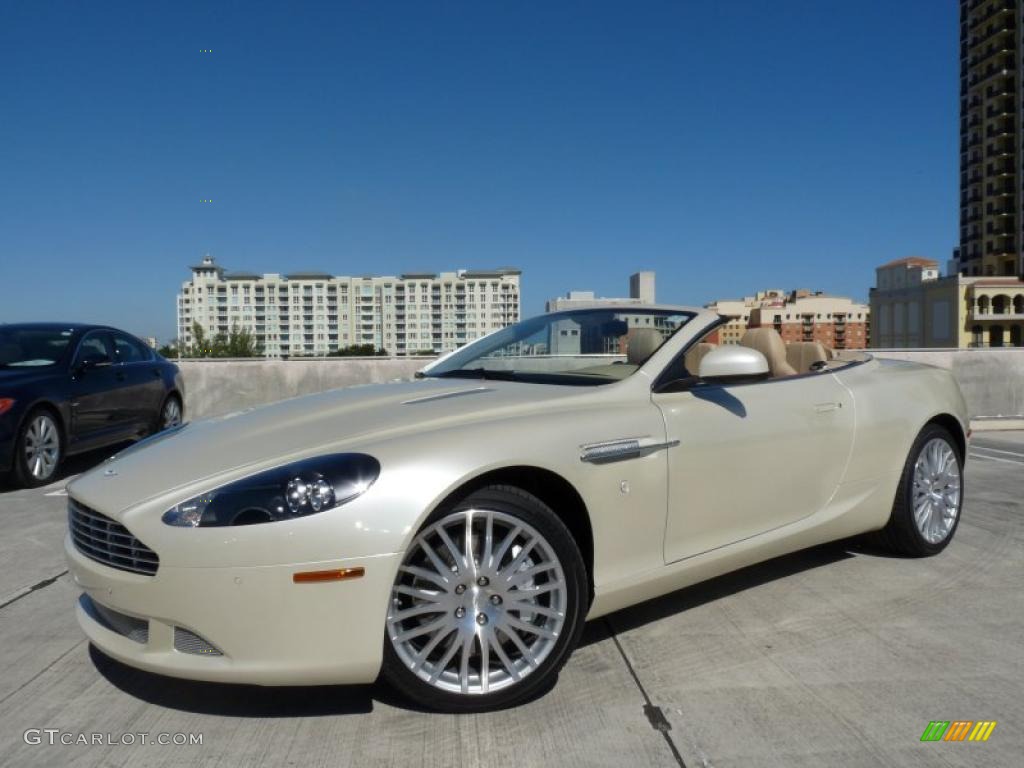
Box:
[223,324,259,357]
[157,340,179,358]
[185,322,260,358]
[189,322,210,357]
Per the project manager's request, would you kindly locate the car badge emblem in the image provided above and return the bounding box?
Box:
[103,468,118,477]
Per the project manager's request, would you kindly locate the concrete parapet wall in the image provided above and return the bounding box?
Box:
[178,358,432,420]
[871,349,1024,424]
[176,350,1024,427]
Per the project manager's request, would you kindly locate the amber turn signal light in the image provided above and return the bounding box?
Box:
[293,567,365,583]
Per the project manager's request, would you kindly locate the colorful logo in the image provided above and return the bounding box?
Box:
[920,721,997,742]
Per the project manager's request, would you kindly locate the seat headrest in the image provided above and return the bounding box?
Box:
[785,341,828,374]
[627,328,664,366]
[739,328,796,377]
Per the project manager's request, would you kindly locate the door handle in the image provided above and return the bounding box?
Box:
[151,368,161,378]
[115,372,126,382]
[813,402,842,413]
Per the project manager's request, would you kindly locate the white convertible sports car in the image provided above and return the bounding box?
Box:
[65,305,968,711]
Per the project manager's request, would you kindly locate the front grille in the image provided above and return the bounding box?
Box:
[68,498,159,576]
[80,595,149,643]
[174,627,223,656]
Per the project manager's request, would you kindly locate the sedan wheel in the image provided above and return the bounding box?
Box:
[16,412,61,487]
[160,397,182,430]
[874,424,963,556]
[382,485,587,711]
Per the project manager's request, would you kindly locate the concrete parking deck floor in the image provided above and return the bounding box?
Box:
[1,434,1022,767]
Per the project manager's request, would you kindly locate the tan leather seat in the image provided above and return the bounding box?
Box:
[786,341,828,374]
[739,328,796,377]
[627,328,664,366]
[684,342,716,375]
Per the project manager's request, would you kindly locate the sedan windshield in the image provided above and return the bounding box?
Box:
[425,308,695,385]
[0,327,74,368]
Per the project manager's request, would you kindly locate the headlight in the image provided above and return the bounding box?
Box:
[161,453,380,527]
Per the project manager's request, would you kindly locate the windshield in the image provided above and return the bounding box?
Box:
[0,327,75,368]
[425,308,695,385]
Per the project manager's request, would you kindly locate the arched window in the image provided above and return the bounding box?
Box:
[978,295,991,315]
[993,295,1010,315]
[1014,295,1024,315]
[990,325,1004,348]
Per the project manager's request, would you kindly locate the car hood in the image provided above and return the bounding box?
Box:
[68,378,588,515]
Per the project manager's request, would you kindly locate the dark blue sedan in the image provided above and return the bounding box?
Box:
[0,323,184,487]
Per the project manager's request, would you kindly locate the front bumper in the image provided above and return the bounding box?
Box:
[66,534,400,686]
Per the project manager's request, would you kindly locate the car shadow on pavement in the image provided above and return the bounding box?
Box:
[89,645,378,717]
[89,644,561,716]
[579,540,857,646]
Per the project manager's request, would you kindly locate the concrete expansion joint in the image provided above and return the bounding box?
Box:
[604,618,689,768]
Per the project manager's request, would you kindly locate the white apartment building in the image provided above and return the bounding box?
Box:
[176,256,521,357]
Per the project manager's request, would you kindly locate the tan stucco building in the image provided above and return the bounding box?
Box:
[705,290,869,349]
[870,256,1024,348]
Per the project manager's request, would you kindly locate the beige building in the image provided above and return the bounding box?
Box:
[704,290,786,345]
[705,290,869,349]
[870,256,1024,348]
[176,256,521,357]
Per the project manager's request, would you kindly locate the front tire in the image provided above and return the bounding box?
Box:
[874,424,963,557]
[13,409,63,488]
[382,485,588,712]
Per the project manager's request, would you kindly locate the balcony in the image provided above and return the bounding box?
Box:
[968,4,1015,33]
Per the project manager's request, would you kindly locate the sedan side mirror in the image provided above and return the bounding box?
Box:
[698,346,769,383]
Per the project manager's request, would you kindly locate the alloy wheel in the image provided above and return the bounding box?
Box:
[387,508,568,695]
[24,414,60,481]
[912,437,961,545]
[161,398,182,429]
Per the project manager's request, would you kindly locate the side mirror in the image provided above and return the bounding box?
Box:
[75,353,112,375]
[698,346,769,383]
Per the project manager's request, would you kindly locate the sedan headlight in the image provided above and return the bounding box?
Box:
[162,453,380,527]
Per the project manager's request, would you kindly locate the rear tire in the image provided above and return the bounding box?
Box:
[381,485,588,712]
[873,424,963,557]
[155,394,183,432]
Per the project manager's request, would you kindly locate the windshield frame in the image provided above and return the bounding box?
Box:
[423,307,698,386]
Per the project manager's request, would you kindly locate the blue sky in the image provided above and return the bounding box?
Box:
[0,1,957,342]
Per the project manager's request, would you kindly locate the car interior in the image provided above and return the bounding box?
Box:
[682,327,865,380]
[547,322,866,383]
